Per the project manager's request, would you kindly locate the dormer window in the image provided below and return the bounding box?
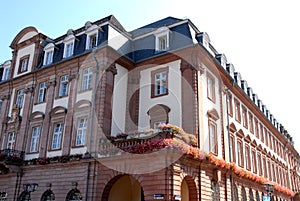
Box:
[154,27,170,52]
[18,55,29,73]
[65,43,74,58]
[87,34,97,49]
[1,60,11,81]
[85,23,98,50]
[2,68,10,81]
[63,29,75,58]
[45,51,53,65]
[43,43,55,66]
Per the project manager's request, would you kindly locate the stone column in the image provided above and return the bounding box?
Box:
[180,61,198,134]
[16,82,35,151]
[62,74,77,155]
[39,75,56,158]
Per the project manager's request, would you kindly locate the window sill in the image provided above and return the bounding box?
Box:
[151,92,168,99]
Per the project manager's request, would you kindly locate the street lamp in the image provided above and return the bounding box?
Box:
[23,183,38,201]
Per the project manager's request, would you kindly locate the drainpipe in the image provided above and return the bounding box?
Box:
[85,161,91,201]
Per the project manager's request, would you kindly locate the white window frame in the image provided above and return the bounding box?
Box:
[154,27,170,52]
[37,82,47,103]
[30,127,40,152]
[209,121,217,154]
[85,24,98,50]
[43,43,55,65]
[21,58,28,72]
[82,67,93,91]
[59,75,69,97]
[2,68,10,81]
[75,118,88,146]
[154,71,167,96]
[16,89,25,108]
[65,42,74,58]
[52,123,63,150]
[63,34,75,59]
[7,132,16,149]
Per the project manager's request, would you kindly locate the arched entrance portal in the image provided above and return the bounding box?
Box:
[181,176,198,201]
[102,175,144,201]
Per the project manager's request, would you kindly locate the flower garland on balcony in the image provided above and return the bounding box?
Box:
[162,137,295,197]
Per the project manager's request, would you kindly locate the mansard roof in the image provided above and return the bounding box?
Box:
[131,16,184,37]
[54,15,129,42]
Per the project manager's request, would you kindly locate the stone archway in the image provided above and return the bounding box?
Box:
[181,176,198,201]
[102,175,144,201]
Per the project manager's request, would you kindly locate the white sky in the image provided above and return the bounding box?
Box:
[0,0,299,153]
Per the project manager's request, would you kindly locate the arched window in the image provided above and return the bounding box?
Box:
[232,184,238,201]
[66,189,82,201]
[211,181,220,201]
[249,188,254,201]
[256,191,260,201]
[147,104,170,129]
[41,190,55,201]
[241,187,247,201]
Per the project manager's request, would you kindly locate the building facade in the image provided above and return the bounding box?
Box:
[0,15,299,201]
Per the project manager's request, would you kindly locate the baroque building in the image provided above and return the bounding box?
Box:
[0,15,299,201]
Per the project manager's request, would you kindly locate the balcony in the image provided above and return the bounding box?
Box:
[0,149,25,166]
[98,124,198,158]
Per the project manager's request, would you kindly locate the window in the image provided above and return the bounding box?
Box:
[16,89,24,108]
[264,128,268,146]
[7,132,16,149]
[87,34,97,49]
[30,127,40,152]
[267,160,271,180]
[51,123,63,150]
[154,71,167,96]
[245,145,251,170]
[254,119,259,138]
[75,118,87,146]
[229,135,236,162]
[241,187,247,201]
[18,55,29,73]
[2,68,10,81]
[262,157,267,177]
[45,50,54,65]
[252,149,257,173]
[82,67,93,91]
[65,42,74,58]
[211,181,220,201]
[209,121,218,154]
[257,153,262,176]
[151,68,169,98]
[260,124,264,142]
[148,104,170,129]
[154,27,170,51]
[154,121,165,132]
[234,99,241,122]
[156,34,168,51]
[59,75,69,97]
[242,106,248,128]
[207,74,215,102]
[241,186,247,201]
[37,82,47,103]
[249,112,254,133]
[227,93,233,116]
[237,140,244,167]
